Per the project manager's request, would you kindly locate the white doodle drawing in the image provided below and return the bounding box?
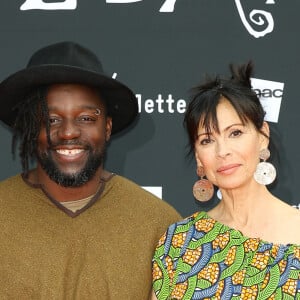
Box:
[235,0,274,38]
[19,0,276,40]
[106,0,142,3]
[20,0,159,9]
[159,0,177,12]
[20,0,77,10]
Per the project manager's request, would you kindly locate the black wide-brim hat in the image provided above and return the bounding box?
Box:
[0,41,138,134]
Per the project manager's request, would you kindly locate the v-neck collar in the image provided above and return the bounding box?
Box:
[22,172,115,217]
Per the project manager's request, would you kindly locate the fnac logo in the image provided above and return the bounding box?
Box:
[251,78,284,123]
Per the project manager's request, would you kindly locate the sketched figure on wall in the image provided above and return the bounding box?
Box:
[19,0,275,39]
[20,0,77,10]
[19,0,177,12]
[235,0,275,38]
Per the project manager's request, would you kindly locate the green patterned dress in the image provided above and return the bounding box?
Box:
[152,211,300,299]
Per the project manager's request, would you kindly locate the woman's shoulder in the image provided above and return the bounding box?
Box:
[154,211,220,249]
[271,199,300,245]
[168,211,211,230]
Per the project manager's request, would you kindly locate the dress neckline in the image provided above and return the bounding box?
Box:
[198,211,300,248]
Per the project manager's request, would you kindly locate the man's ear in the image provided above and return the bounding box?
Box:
[105,117,112,142]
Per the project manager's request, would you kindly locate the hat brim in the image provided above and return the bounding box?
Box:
[0,65,138,134]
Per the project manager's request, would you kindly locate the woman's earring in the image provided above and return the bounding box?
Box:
[193,166,214,202]
[254,148,276,185]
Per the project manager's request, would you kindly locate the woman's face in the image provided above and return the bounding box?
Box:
[194,98,269,190]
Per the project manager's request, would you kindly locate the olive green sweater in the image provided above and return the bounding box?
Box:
[0,174,181,299]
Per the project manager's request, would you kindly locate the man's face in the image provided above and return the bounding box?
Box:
[36,83,112,187]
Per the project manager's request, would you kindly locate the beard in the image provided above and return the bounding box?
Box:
[36,142,106,187]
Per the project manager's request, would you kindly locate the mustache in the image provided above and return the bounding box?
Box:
[49,140,89,147]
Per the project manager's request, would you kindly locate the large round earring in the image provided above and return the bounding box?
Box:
[193,166,214,202]
[254,148,276,185]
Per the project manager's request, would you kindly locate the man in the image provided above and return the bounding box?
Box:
[0,41,181,299]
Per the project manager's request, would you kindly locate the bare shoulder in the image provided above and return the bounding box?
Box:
[287,205,300,227]
[278,199,300,219]
[275,200,300,244]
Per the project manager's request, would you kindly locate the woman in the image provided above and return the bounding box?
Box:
[150,62,300,299]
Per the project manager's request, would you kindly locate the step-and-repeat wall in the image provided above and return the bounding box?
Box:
[0,0,298,217]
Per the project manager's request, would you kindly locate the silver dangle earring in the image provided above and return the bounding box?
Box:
[193,166,214,202]
[254,148,276,185]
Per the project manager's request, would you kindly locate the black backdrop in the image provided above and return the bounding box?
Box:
[0,0,299,217]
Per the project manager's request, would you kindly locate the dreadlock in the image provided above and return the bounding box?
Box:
[12,86,50,176]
